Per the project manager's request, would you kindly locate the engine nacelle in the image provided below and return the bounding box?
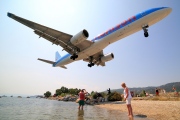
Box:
[101,53,114,63]
[70,29,89,45]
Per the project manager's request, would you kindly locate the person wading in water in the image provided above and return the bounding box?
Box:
[78,89,87,110]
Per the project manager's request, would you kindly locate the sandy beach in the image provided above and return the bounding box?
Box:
[97,100,180,120]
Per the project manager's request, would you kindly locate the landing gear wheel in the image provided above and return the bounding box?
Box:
[70,54,78,60]
[87,56,95,67]
[75,55,78,58]
[142,25,149,38]
[144,32,149,37]
[91,63,95,66]
[88,63,94,67]
[88,64,92,67]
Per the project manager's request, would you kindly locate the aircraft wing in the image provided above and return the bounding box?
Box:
[7,13,93,55]
[83,50,106,66]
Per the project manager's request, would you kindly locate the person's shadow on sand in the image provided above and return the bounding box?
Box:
[77,109,84,120]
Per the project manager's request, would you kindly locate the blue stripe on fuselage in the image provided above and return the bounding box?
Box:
[91,7,167,42]
[53,53,71,67]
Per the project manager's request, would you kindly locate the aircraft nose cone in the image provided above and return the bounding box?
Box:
[165,7,172,15]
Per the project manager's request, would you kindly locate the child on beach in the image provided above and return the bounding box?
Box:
[121,82,133,117]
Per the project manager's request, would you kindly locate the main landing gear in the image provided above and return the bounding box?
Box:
[87,56,95,68]
[70,48,80,60]
[142,25,149,37]
[70,54,78,60]
[88,62,94,67]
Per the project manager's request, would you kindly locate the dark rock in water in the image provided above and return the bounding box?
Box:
[135,114,147,118]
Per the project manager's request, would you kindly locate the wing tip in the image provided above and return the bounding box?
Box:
[7,12,12,17]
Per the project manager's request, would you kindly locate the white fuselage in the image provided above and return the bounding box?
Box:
[55,7,172,67]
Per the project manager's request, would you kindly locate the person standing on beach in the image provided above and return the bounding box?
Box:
[155,88,159,96]
[121,82,133,117]
[78,89,87,110]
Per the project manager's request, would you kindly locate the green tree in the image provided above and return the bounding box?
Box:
[60,86,69,93]
[92,93,98,99]
[56,86,69,96]
[68,88,74,95]
[56,89,62,96]
[91,92,103,99]
[140,90,146,97]
[74,88,81,95]
[100,92,107,98]
[91,91,95,95]
[108,91,122,101]
[44,91,51,98]
[55,87,81,96]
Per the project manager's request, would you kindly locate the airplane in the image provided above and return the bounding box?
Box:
[7,7,172,69]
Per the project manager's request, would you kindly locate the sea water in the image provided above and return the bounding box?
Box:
[0,97,150,120]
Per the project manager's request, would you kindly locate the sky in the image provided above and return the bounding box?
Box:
[0,0,180,96]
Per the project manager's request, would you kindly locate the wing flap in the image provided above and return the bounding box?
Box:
[34,30,73,53]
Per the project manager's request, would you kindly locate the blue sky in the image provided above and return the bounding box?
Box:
[0,0,179,96]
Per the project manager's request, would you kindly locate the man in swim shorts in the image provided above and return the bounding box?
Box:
[78,89,87,110]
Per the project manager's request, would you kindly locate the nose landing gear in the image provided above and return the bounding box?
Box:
[142,25,149,37]
[144,32,149,37]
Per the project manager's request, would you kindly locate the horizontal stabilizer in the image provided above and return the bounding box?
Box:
[60,66,67,69]
[38,58,67,69]
[37,58,55,64]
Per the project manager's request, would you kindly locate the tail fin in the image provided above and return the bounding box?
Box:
[55,51,61,62]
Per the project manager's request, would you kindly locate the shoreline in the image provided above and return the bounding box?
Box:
[97,100,180,120]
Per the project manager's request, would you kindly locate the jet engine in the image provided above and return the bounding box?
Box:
[101,53,114,62]
[70,29,89,45]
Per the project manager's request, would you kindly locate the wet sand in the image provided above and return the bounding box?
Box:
[97,100,180,120]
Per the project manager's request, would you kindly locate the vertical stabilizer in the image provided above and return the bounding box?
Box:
[55,51,61,62]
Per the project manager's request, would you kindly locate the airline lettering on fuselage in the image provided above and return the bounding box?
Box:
[92,16,136,41]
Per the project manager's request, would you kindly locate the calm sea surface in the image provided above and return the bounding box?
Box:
[0,97,149,120]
